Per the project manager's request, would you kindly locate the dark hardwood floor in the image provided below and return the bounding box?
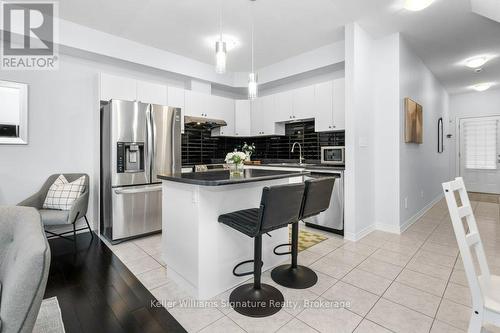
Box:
[44,232,186,333]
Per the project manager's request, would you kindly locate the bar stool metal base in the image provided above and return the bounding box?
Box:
[271,264,318,289]
[229,283,284,317]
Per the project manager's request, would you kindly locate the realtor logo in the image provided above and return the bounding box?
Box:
[1,1,59,70]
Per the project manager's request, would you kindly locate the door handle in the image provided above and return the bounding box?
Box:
[115,185,162,195]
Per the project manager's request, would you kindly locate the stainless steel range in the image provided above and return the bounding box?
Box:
[100,100,181,243]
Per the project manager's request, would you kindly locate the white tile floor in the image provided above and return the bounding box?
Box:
[104,198,500,333]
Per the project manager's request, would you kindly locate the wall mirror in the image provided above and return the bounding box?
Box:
[0,80,28,144]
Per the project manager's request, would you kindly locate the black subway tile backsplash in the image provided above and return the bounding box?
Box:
[182,120,344,166]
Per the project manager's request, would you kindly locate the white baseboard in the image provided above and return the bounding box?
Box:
[399,193,444,233]
[355,193,445,239]
[374,222,400,234]
[344,224,375,242]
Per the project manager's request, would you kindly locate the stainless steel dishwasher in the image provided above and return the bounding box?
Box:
[303,169,344,235]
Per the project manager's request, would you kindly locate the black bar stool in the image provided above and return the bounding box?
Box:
[218,183,305,317]
[271,177,335,289]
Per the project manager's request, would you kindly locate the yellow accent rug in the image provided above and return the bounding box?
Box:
[290,228,328,252]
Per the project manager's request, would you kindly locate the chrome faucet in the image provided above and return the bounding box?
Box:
[291,142,305,164]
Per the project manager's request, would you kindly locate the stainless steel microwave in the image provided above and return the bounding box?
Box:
[321,146,345,165]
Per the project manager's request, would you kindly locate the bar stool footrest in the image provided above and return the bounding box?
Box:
[232,259,263,277]
[273,243,292,256]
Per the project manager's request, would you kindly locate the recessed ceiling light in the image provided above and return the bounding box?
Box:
[470,82,495,92]
[465,56,489,69]
[404,0,435,11]
[206,34,240,52]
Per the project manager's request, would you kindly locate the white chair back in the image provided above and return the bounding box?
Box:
[442,177,491,311]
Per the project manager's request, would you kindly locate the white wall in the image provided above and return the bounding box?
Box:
[373,34,400,232]
[399,37,450,227]
[345,28,450,238]
[0,53,187,232]
[448,88,500,176]
[344,23,376,240]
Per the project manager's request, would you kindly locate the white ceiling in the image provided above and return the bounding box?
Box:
[358,0,500,94]
[59,0,500,94]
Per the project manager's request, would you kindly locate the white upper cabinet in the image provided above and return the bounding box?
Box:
[185,90,210,117]
[250,99,264,136]
[137,80,167,105]
[292,85,315,120]
[234,100,251,136]
[314,78,345,132]
[274,90,293,122]
[211,96,235,136]
[251,95,284,136]
[332,78,345,130]
[167,86,185,108]
[100,73,136,102]
[314,81,334,132]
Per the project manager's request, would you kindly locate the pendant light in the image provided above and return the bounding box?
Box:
[248,0,258,100]
[215,0,227,74]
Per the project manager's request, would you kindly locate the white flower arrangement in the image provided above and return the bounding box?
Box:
[242,142,256,155]
[225,151,247,165]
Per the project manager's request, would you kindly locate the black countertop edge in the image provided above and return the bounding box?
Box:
[255,164,345,171]
[158,169,310,186]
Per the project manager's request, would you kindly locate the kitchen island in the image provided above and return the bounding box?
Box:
[158,169,308,299]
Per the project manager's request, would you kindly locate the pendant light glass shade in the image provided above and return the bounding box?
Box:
[215,40,227,74]
[248,0,257,100]
[248,72,258,100]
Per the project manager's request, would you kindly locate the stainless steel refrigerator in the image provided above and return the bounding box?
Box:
[100,100,181,243]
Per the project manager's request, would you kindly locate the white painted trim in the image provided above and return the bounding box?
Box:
[344,224,375,242]
[374,222,400,234]
[399,193,444,233]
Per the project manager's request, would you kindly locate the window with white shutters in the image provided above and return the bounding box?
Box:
[463,119,498,170]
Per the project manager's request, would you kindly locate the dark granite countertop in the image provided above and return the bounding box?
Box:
[158,169,309,186]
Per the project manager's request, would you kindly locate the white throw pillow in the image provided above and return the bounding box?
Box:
[43,175,86,210]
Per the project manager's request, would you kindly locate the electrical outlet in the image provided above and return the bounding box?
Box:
[420,190,424,199]
[404,197,408,209]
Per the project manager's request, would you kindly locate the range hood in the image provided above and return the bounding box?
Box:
[184,115,227,129]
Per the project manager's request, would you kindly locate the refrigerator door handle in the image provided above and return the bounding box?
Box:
[145,104,153,182]
[114,185,162,195]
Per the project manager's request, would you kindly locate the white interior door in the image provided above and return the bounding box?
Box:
[459,116,500,194]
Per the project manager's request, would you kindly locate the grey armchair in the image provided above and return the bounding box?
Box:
[0,206,51,333]
[18,173,93,241]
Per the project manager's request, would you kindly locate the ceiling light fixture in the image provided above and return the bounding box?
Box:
[248,0,258,100]
[403,0,435,11]
[215,0,227,74]
[464,56,489,69]
[471,82,495,92]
